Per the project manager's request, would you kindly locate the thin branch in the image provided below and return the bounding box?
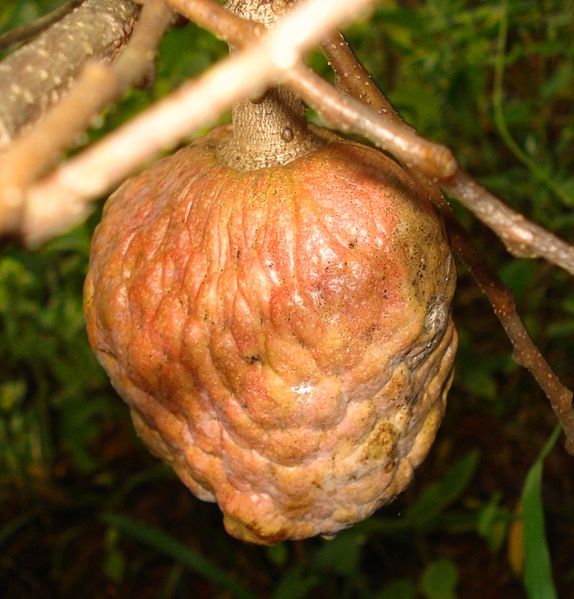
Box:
[320,30,404,124]
[0,0,140,148]
[0,0,173,237]
[0,0,84,52]
[443,172,574,276]
[321,24,574,453]
[447,218,574,454]
[20,0,378,245]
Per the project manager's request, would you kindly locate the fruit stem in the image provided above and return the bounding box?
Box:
[218,0,322,170]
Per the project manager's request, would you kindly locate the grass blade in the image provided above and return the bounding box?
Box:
[521,426,560,599]
[0,512,36,547]
[102,512,255,599]
[405,450,480,527]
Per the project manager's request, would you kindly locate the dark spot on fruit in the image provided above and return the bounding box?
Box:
[244,354,263,365]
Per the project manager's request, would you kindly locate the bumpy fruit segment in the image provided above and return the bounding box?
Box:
[84,126,457,544]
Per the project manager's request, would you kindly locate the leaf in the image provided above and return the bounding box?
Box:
[405,450,480,528]
[265,542,289,567]
[376,578,417,599]
[420,559,459,599]
[104,527,126,583]
[477,493,509,553]
[521,427,560,599]
[272,564,319,599]
[313,529,364,577]
[507,504,524,577]
[102,513,255,599]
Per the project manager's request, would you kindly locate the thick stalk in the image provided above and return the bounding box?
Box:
[218,0,322,170]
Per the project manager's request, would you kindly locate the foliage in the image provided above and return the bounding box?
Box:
[521,426,560,599]
[1,0,573,597]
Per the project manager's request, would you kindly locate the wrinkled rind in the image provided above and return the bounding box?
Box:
[84,127,457,544]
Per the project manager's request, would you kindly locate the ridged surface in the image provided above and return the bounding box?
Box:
[84,127,457,544]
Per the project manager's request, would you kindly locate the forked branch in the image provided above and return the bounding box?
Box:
[321,25,574,452]
[448,221,574,454]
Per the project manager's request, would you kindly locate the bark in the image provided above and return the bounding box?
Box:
[0,0,139,148]
[218,0,321,170]
[0,1,84,51]
[0,0,172,237]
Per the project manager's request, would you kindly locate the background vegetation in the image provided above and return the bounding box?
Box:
[1,0,573,597]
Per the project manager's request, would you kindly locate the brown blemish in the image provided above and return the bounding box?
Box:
[364,421,396,461]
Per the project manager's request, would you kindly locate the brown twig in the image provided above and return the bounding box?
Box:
[320,30,404,124]
[320,24,574,453]
[19,0,377,245]
[0,0,173,237]
[444,171,574,277]
[447,220,574,453]
[0,0,140,148]
[0,0,84,51]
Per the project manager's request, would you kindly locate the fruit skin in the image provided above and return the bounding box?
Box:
[84,125,457,544]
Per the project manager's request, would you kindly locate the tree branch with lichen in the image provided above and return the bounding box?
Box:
[0,0,140,148]
[0,0,173,236]
[0,0,84,52]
